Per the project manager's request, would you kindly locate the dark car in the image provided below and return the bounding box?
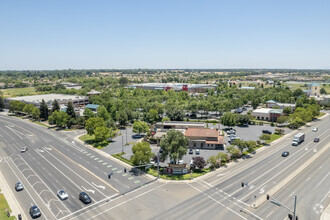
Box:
[189,148,193,154]
[29,205,41,219]
[159,148,163,154]
[314,138,320,142]
[262,130,272,134]
[15,182,24,191]
[79,192,92,204]
[282,151,289,157]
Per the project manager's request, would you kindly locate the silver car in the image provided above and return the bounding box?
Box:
[57,190,68,200]
[21,147,28,153]
[15,182,24,191]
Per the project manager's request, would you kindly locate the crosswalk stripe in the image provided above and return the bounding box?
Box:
[107,165,112,168]
[103,162,108,165]
[134,180,140,184]
[112,168,117,170]
[98,160,103,162]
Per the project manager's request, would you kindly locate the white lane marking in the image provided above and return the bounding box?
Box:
[217,173,227,177]
[87,183,167,220]
[36,149,44,153]
[45,147,52,151]
[4,157,57,219]
[107,165,112,168]
[102,162,107,165]
[91,182,105,190]
[4,156,49,218]
[266,211,274,218]
[313,172,330,190]
[43,148,109,198]
[98,160,103,163]
[189,183,248,220]
[81,186,95,194]
[320,190,330,203]
[13,154,71,214]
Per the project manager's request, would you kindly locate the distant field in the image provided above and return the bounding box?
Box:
[1,87,37,97]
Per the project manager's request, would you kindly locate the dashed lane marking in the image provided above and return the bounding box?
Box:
[122,173,128,176]
[107,165,112,168]
[112,168,117,171]
[134,180,140,184]
[103,162,107,165]
[117,170,122,173]
[90,155,95,158]
[128,177,134,180]
[98,160,103,163]
[94,158,99,160]
[87,154,91,156]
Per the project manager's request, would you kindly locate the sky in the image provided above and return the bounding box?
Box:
[0,0,329,70]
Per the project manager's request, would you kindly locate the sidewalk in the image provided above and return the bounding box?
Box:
[0,171,27,219]
[321,204,330,220]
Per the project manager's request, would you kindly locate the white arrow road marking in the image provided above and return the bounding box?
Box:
[81,186,95,194]
[249,185,255,190]
[216,173,227,177]
[45,147,52,151]
[91,182,105,190]
[259,185,266,194]
[36,149,44,153]
[314,148,317,152]
[305,147,308,150]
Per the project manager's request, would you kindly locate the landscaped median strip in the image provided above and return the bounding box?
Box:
[253,141,330,208]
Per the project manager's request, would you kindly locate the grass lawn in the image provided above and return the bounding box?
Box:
[0,193,16,220]
[147,167,211,180]
[266,134,282,144]
[1,87,38,97]
[111,153,133,166]
[317,112,326,118]
[32,120,51,128]
[79,134,109,149]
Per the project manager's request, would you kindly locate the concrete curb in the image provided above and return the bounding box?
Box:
[0,171,28,219]
[321,203,330,220]
[253,141,330,208]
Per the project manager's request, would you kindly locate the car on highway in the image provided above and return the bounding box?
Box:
[314,137,320,142]
[79,192,92,204]
[195,149,200,155]
[189,148,193,154]
[282,151,289,157]
[57,190,68,200]
[312,127,318,132]
[262,130,272,134]
[29,205,41,219]
[15,182,24,191]
[21,147,28,153]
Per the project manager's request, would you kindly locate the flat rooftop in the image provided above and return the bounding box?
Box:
[6,94,88,104]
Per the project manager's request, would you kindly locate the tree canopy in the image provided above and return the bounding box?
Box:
[159,130,188,164]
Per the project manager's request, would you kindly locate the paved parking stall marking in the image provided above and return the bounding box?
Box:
[107,165,112,168]
[122,173,128,177]
[112,168,117,171]
[90,155,95,158]
[128,177,134,180]
[87,153,91,156]
[117,170,122,173]
[103,162,108,165]
[98,160,103,163]
[134,180,140,184]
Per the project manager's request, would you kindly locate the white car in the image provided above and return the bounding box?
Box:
[312,127,318,132]
[178,160,184,164]
[21,147,28,153]
[57,190,68,200]
[195,149,200,155]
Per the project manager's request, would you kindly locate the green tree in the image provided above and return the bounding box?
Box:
[133,121,149,135]
[85,117,105,135]
[130,142,154,166]
[159,130,189,164]
[232,139,245,152]
[119,77,129,85]
[83,108,95,119]
[147,108,158,123]
[39,99,49,120]
[207,156,218,169]
[166,107,184,121]
[31,107,40,120]
[288,117,305,129]
[0,96,4,111]
[245,140,257,152]
[259,134,271,142]
[226,145,241,159]
[94,126,110,142]
[51,99,60,113]
[236,114,250,125]
[161,116,170,122]
[117,110,128,126]
[97,106,110,121]
[23,104,34,116]
[66,102,76,118]
[320,87,327,94]
[283,107,292,115]
[49,110,69,128]
[220,112,236,127]
[217,152,228,163]
[293,88,304,97]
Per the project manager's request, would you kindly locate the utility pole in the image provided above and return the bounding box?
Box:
[121,130,124,153]
[126,127,128,145]
[157,151,160,179]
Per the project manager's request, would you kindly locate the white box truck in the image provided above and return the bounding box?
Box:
[292,133,305,146]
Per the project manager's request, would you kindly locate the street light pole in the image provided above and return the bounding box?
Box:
[121,130,124,154]
[293,196,297,220]
[157,151,160,179]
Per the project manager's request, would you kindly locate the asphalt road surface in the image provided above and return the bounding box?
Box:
[0,113,329,219]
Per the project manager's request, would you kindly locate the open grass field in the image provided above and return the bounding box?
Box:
[266,134,282,144]
[1,87,37,97]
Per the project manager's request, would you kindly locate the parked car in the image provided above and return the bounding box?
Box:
[282,151,289,157]
[227,130,236,135]
[21,147,28,153]
[314,138,320,142]
[178,160,184,164]
[29,205,41,219]
[189,148,193,154]
[195,149,200,155]
[262,130,272,134]
[312,127,318,132]
[15,182,24,191]
[57,190,68,200]
[132,134,142,139]
[79,192,92,204]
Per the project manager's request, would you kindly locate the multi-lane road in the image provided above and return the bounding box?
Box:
[0,113,329,219]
